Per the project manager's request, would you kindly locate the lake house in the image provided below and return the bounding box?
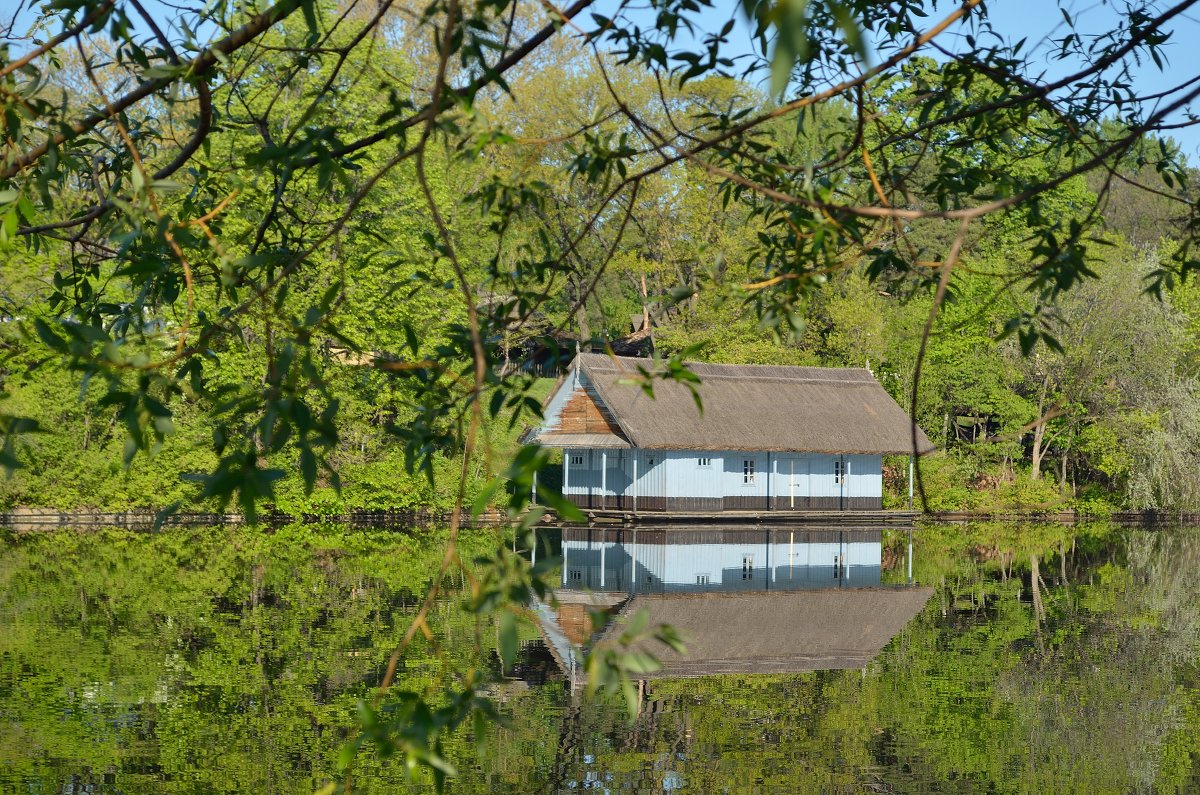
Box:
[530,353,935,511]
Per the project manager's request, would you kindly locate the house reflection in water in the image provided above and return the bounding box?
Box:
[546,526,932,679]
[560,526,885,593]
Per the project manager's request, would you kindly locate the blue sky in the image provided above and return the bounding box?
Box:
[686,0,1200,159]
[953,0,1200,158]
[6,0,1199,157]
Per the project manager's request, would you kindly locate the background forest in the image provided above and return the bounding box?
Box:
[3,2,1200,516]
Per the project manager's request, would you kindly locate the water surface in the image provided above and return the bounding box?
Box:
[1,522,1198,792]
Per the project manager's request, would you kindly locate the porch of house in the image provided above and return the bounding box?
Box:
[562,494,886,511]
[546,447,916,514]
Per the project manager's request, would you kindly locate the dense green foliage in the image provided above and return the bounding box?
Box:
[6,0,1200,785]
[2,523,1198,792]
[2,2,1199,516]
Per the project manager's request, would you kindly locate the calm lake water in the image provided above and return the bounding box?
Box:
[2,522,1199,793]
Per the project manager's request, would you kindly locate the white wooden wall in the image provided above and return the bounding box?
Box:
[561,449,884,501]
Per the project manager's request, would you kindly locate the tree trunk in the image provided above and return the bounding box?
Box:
[639,271,651,331]
[1030,553,1045,623]
[1030,375,1050,479]
[1031,421,1045,479]
[502,328,510,375]
[639,271,657,354]
[573,279,591,344]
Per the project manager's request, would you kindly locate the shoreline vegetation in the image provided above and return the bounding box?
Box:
[0,424,1182,520]
[3,362,1193,520]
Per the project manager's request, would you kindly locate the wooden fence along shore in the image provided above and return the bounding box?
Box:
[0,507,510,533]
[1,506,1198,532]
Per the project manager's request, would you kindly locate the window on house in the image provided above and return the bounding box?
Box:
[696,574,710,585]
[834,459,846,485]
[741,556,754,579]
[569,454,584,467]
[743,459,756,485]
[698,457,712,468]
[569,568,582,582]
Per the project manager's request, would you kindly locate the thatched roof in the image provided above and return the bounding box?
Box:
[574,353,935,455]
[602,587,932,677]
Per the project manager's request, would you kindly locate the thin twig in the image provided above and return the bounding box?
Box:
[0,0,116,79]
[377,0,480,701]
[303,0,596,167]
[75,37,198,355]
[1,0,302,181]
[910,218,971,512]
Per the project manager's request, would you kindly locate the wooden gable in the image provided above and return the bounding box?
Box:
[557,387,623,436]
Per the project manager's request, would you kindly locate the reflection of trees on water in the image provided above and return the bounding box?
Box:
[545,524,1200,793]
[994,529,1200,792]
[4,524,1200,792]
[0,528,524,793]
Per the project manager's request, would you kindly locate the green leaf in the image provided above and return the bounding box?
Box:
[497,610,518,669]
[32,319,67,352]
[622,607,649,640]
[300,447,317,492]
[299,0,320,37]
[622,650,662,674]
[620,676,639,722]
[337,738,360,772]
[831,2,870,65]
[470,477,502,517]
[537,489,586,523]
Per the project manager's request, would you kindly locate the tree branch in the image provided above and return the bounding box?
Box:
[0,0,117,79]
[1,0,302,181]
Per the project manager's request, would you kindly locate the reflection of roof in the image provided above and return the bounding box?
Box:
[575,353,935,455]
[601,588,933,677]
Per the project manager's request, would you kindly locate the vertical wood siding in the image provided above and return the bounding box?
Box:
[539,369,578,431]
[541,367,625,436]
[562,449,627,509]
[557,388,622,434]
[563,448,884,511]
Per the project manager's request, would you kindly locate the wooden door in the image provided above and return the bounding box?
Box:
[780,456,810,510]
